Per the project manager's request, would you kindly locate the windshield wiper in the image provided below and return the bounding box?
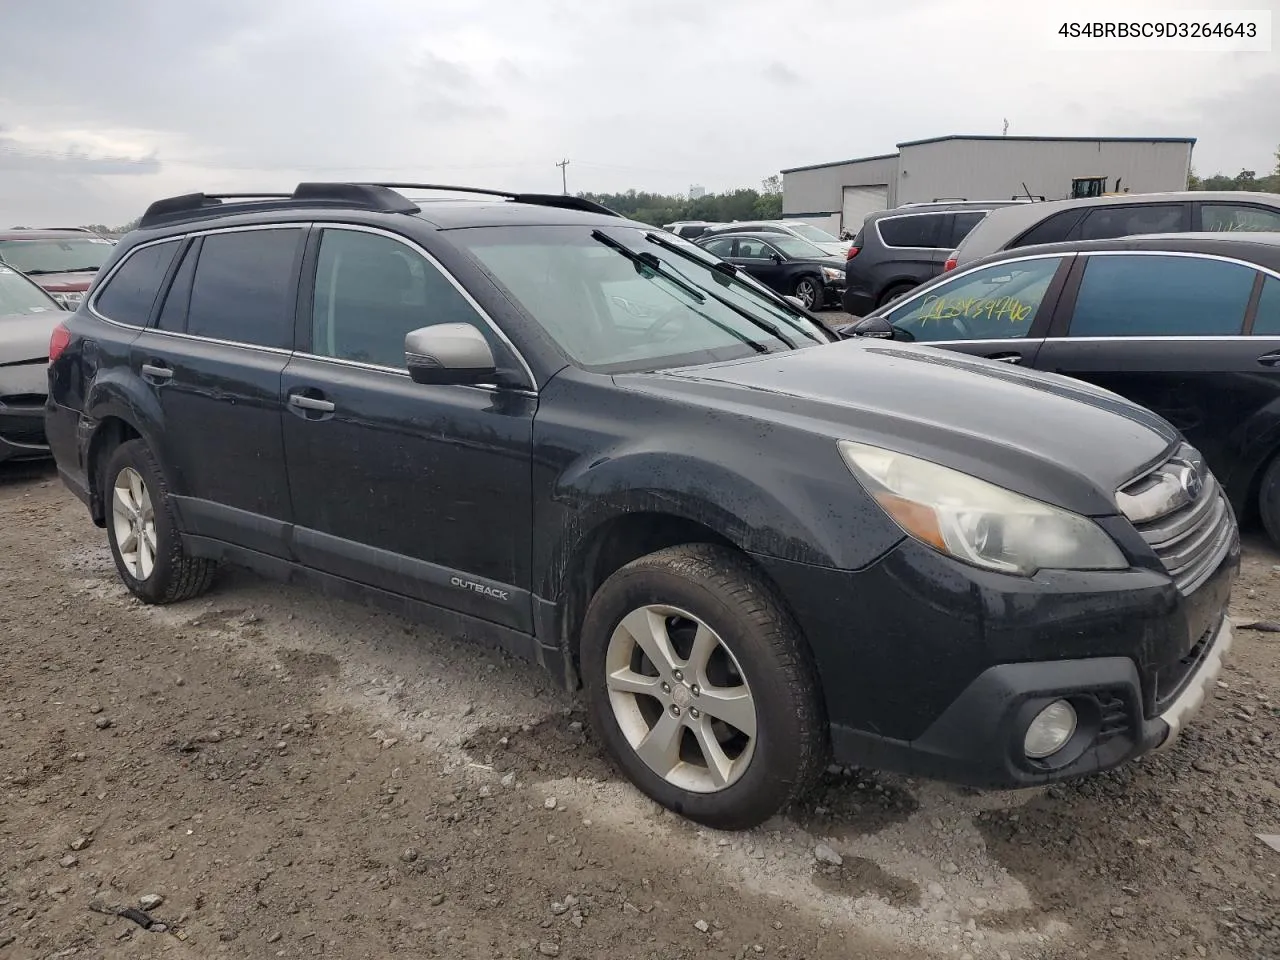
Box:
[591,231,705,303]
[646,254,799,349]
[589,231,767,354]
[643,232,828,345]
[21,266,99,275]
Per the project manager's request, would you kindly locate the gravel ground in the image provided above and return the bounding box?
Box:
[1,462,1277,960]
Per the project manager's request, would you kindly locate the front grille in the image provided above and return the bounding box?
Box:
[1117,446,1236,594]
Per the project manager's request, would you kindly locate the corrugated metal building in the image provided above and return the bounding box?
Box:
[781,135,1196,236]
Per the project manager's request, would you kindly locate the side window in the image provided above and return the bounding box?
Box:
[1202,204,1280,233]
[155,240,199,332]
[1069,255,1254,337]
[1251,275,1280,336]
[949,212,986,247]
[187,229,302,349]
[737,239,774,259]
[310,228,488,369]
[877,214,943,249]
[1010,209,1085,248]
[93,240,180,324]
[701,237,735,257]
[1077,203,1187,241]
[885,257,1063,342]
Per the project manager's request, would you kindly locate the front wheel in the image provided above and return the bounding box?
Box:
[104,439,217,604]
[580,544,825,830]
[793,276,823,311]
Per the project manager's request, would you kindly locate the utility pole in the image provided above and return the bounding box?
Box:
[556,158,570,195]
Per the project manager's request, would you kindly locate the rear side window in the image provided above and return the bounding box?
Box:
[1252,275,1280,335]
[701,237,735,257]
[949,212,986,247]
[1077,203,1187,241]
[1010,210,1085,248]
[877,214,943,249]
[1202,204,1280,232]
[1069,255,1254,337]
[186,229,303,349]
[93,240,180,325]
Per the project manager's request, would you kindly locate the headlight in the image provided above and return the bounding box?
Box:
[821,267,844,282]
[837,440,1127,575]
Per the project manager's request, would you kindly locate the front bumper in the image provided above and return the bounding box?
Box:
[0,397,50,463]
[753,527,1239,789]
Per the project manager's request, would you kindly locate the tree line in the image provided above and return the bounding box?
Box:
[1188,143,1280,193]
[578,175,783,227]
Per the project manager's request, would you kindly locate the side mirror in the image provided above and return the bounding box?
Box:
[770,253,784,264]
[843,315,896,340]
[405,323,497,385]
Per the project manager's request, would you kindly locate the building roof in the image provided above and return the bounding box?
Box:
[896,134,1198,148]
[781,135,1199,176]
[779,153,898,175]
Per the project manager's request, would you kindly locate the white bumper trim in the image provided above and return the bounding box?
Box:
[1152,617,1233,751]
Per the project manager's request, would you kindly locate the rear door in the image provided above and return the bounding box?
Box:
[1034,252,1266,489]
[1194,201,1280,233]
[877,254,1072,366]
[132,225,303,555]
[1073,202,1191,241]
[872,212,953,293]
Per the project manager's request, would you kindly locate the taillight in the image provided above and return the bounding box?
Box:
[943,256,958,272]
[845,246,860,261]
[49,323,71,362]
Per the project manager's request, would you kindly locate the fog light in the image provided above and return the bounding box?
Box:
[1023,699,1077,759]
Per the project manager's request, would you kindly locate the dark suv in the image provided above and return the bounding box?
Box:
[843,201,1031,315]
[47,182,1238,830]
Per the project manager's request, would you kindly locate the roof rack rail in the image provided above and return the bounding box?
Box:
[138,181,621,230]
[369,183,620,217]
[138,184,422,229]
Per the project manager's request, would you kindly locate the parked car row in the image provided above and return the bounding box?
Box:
[840,190,1280,315]
[43,182,1240,830]
[0,227,116,309]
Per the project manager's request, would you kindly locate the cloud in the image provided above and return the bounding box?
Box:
[0,0,1273,225]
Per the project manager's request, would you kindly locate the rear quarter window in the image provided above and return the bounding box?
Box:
[1009,209,1086,248]
[92,240,181,325]
[877,214,944,249]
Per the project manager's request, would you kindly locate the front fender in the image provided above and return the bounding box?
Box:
[534,446,906,603]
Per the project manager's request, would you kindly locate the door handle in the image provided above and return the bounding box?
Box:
[140,362,173,380]
[986,352,1023,364]
[1257,352,1280,367]
[289,394,335,413]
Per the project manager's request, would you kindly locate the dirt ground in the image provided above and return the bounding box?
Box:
[1,462,1277,960]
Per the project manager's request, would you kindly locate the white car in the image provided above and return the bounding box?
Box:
[698,220,851,257]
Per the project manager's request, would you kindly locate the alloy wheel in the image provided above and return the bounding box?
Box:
[111,467,158,581]
[796,280,818,308]
[604,604,757,793]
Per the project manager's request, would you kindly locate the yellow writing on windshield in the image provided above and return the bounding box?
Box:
[917,294,1035,324]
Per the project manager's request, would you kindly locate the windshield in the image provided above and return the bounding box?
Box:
[453,224,834,373]
[787,223,839,243]
[0,265,59,315]
[770,236,828,259]
[0,237,113,274]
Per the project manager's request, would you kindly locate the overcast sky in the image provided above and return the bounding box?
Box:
[0,0,1276,226]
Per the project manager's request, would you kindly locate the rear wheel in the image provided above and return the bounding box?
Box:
[877,281,915,308]
[1257,453,1280,547]
[793,276,823,311]
[580,544,825,830]
[104,440,216,604]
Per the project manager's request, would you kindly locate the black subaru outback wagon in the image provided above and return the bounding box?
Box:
[46,182,1239,829]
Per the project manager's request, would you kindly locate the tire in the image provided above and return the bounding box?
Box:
[580,544,825,830]
[1257,453,1280,547]
[793,276,823,311]
[103,439,216,604]
[877,282,915,308]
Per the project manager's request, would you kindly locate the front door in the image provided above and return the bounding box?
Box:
[876,254,1072,366]
[130,226,303,556]
[1034,252,1267,493]
[731,238,787,291]
[279,225,536,631]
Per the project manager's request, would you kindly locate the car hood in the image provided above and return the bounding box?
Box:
[0,310,63,362]
[28,271,95,292]
[622,339,1179,517]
